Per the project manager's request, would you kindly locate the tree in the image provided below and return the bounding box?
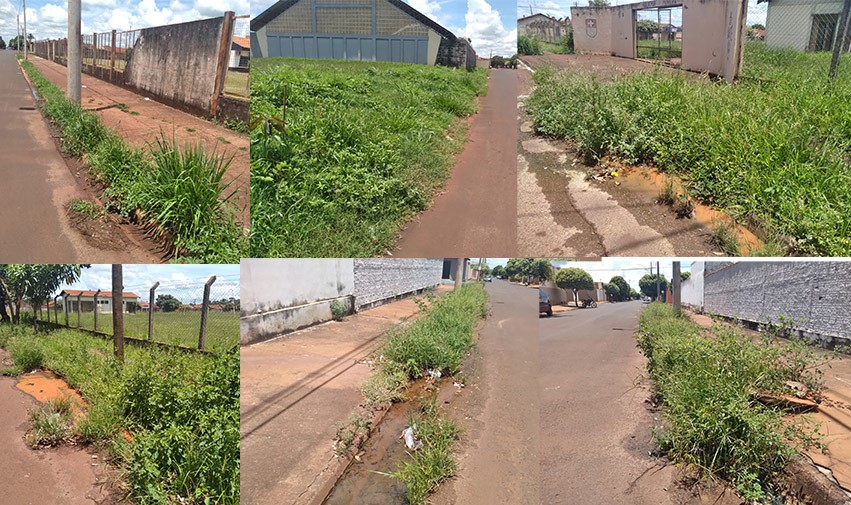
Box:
[638,274,668,300]
[629,288,640,300]
[491,265,505,279]
[603,282,620,301]
[608,275,630,302]
[0,37,6,50]
[529,259,554,283]
[156,294,181,312]
[680,271,691,282]
[636,19,661,33]
[0,264,86,329]
[505,258,533,282]
[588,0,610,6]
[751,23,765,30]
[555,268,594,307]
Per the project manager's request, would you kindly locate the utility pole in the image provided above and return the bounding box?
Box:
[67,0,81,103]
[831,0,851,79]
[672,261,681,313]
[112,264,124,364]
[656,262,661,302]
[454,258,464,291]
[22,0,27,59]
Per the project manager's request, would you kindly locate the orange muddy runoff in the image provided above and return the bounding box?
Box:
[16,370,88,419]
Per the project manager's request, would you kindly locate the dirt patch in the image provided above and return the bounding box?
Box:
[16,370,89,419]
[522,53,695,80]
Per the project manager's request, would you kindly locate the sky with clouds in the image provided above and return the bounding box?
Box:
[56,264,240,304]
[249,0,518,57]
[516,1,766,27]
[0,0,249,44]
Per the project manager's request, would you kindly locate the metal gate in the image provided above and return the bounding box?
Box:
[266,33,428,63]
[635,7,683,62]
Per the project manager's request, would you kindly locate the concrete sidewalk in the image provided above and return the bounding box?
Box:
[26,57,249,225]
[240,294,440,505]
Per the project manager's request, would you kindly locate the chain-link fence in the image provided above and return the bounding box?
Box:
[742,0,851,80]
[224,14,250,99]
[40,274,239,353]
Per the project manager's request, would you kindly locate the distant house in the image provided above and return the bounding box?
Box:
[230,36,250,69]
[59,290,140,314]
[250,0,476,68]
[762,0,851,52]
[518,13,570,43]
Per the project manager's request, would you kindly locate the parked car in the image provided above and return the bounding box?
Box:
[539,289,553,317]
[483,275,492,282]
[642,296,652,304]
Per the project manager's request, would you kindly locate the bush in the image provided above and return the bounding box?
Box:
[10,338,45,372]
[517,35,543,56]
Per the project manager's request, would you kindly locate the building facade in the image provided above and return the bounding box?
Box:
[518,13,569,43]
[59,290,140,314]
[763,0,851,52]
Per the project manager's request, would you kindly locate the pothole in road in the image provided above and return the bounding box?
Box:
[18,106,36,110]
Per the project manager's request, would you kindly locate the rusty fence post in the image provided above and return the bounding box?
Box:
[198,276,217,350]
[93,289,101,332]
[210,11,235,118]
[112,265,124,364]
[148,281,159,341]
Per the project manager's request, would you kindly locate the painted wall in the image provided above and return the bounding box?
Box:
[703,262,851,346]
[124,16,226,115]
[765,0,843,51]
[571,7,616,54]
[680,261,704,309]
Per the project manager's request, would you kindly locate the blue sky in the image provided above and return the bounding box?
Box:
[517,1,766,27]
[56,264,240,304]
[1,0,249,44]
[249,0,518,57]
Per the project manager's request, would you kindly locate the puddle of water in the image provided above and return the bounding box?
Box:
[617,166,764,254]
[323,378,458,505]
[16,370,88,419]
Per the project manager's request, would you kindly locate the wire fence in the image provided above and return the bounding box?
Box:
[224,14,250,99]
[37,275,239,353]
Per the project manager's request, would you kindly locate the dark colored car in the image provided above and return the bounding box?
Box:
[539,289,553,317]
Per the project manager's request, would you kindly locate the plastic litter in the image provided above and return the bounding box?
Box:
[427,369,442,380]
[402,426,423,451]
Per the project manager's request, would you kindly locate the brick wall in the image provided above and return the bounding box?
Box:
[704,261,851,345]
[353,258,443,310]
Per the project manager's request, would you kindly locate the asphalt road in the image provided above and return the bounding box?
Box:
[540,300,676,504]
[432,280,540,504]
[393,69,518,257]
[0,52,152,262]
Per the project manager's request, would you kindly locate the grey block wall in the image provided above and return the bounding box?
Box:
[704,261,851,345]
[353,258,443,310]
[436,37,477,70]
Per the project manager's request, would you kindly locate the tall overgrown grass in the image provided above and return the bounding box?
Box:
[20,60,246,262]
[636,303,826,499]
[249,58,488,257]
[526,42,851,255]
[0,324,239,504]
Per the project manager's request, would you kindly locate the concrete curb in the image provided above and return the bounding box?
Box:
[780,454,851,505]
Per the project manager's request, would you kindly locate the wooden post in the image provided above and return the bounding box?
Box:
[210,11,235,117]
[93,289,101,331]
[198,276,217,350]
[112,265,124,364]
[148,281,159,341]
[110,29,116,80]
[76,293,82,328]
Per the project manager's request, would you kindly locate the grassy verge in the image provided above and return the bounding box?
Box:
[0,323,239,504]
[249,59,488,257]
[338,284,487,503]
[635,303,827,499]
[20,60,247,262]
[526,42,851,255]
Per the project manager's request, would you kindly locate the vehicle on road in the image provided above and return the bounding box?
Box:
[580,298,597,308]
[483,275,493,282]
[642,297,652,304]
[539,289,553,317]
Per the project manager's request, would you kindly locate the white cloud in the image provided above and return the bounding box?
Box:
[408,0,443,23]
[459,0,516,57]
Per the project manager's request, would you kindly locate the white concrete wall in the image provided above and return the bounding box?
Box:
[766,0,843,51]
[571,7,616,54]
[680,261,704,309]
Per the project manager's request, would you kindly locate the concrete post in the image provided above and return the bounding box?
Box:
[22,0,27,60]
[76,293,82,328]
[67,0,81,103]
[148,282,159,341]
[112,265,124,364]
[110,30,116,80]
[199,276,217,350]
[454,259,464,290]
[211,11,235,117]
[656,262,661,302]
[830,0,851,79]
[672,262,681,313]
[93,289,101,331]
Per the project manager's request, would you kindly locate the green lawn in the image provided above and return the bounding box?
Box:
[636,38,682,58]
[526,41,851,255]
[224,71,249,98]
[43,310,238,353]
[249,58,488,257]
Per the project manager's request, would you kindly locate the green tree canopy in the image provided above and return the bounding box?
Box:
[639,273,668,299]
[588,0,610,6]
[555,267,594,306]
[680,271,691,282]
[156,294,182,312]
[0,37,6,50]
[636,19,661,33]
[608,275,630,301]
[491,265,505,278]
[0,264,86,327]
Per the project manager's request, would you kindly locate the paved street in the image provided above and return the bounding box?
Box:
[540,300,678,504]
[0,52,155,262]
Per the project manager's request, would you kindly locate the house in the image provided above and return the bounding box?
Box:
[230,36,250,69]
[518,13,570,43]
[249,0,476,69]
[59,290,140,314]
[762,0,851,52]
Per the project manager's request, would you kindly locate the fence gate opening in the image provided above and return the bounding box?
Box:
[635,6,683,64]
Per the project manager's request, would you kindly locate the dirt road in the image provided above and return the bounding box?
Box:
[540,301,743,504]
[431,280,540,504]
[393,69,519,257]
[0,351,112,504]
[517,54,720,257]
[0,52,156,262]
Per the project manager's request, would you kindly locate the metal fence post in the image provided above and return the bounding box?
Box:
[76,293,82,328]
[93,289,101,331]
[148,281,159,341]
[198,275,217,350]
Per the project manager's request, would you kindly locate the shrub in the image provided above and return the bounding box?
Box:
[517,35,543,56]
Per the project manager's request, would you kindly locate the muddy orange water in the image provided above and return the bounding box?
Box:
[16,370,88,418]
[616,165,764,254]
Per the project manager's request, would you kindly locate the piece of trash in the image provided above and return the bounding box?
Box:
[453,381,464,389]
[402,426,423,451]
[427,369,442,380]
